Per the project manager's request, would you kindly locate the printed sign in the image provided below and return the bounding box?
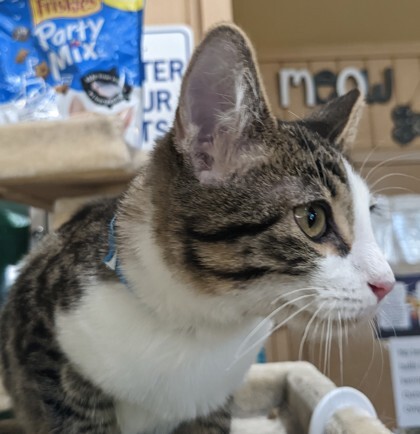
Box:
[378,275,420,338]
[142,25,193,150]
[389,336,420,428]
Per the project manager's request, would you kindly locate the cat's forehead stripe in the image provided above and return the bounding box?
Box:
[185,213,281,243]
[292,123,349,197]
[305,162,343,198]
[183,239,272,281]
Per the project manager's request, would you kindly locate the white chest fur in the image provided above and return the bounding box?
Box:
[56,281,271,434]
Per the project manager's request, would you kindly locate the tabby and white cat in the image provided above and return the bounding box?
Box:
[0,24,394,434]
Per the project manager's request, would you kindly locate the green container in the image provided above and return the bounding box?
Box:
[0,201,30,302]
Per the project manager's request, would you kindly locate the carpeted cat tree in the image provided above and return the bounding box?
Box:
[0,362,391,433]
[231,362,391,434]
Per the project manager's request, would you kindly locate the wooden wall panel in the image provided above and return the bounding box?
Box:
[199,0,233,35]
[259,63,286,120]
[258,45,420,161]
[337,59,373,150]
[365,59,396,148]
[145,0,233,44]
[266,328,292,363]
[144,0,190,26]
[393,58,420,148]
[393,58,420,104]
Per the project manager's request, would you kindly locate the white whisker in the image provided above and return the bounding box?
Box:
[372,186,415,195]
[344,321,349,347]
[371,320,385,398]
[230,300,316,369]
[365,151,420,181]
[359,144,380,176]
[338,311,344,386]
[270,287,321,306]
[329,316,333,377]
[359,320,376,389]
[378,311,397,337]
[298,302,325,360]
[319,317,326,369]
[287,110,304,121]
[308,310,323,362]
[235,293,316,358]
[323,311,332,374]
[369,172,420,190]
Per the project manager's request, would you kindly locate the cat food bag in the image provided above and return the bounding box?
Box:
[0,0,144,147]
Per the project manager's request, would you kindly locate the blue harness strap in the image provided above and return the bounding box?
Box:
[103,216,128,285]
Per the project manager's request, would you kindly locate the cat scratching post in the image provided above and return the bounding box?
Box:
[0,115,147,210]
[231,362,392,434]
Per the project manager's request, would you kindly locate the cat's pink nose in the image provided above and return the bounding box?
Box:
[368,280,395,301]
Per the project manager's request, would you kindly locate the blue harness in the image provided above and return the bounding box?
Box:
[103,216,128,285]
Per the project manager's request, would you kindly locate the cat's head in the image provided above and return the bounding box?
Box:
[145,24,394,328]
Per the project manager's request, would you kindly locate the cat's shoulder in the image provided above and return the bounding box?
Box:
[57,196,119,237]
[14,197,120,287]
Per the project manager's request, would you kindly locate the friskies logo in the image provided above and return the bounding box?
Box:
[30,0,101,24]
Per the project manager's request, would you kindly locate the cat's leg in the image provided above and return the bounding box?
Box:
[172,402,232,434]
[48,364,120,434]
[11,384,120,434]
[11,363,120,434]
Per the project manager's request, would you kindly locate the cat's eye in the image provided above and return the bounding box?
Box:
[369,198,379,212]
[294,204,327,240]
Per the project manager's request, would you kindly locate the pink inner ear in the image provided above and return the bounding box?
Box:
[183,37,240,140]
[194,140,214,172]
[183,53,244,182]
[186,71,237,139]
[175,26,272,183]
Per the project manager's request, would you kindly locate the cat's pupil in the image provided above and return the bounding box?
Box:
[307,207,317,228]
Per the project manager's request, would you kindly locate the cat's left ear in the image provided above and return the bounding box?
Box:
[302,89,365,152]
[174,24,275,184]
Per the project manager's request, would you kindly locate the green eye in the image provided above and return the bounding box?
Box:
[294,203,327,240]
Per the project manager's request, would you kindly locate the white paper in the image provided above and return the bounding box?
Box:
[142,25,193,150]
[378,282,412,331]
[389,336,420,428]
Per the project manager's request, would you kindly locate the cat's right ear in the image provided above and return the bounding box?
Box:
[174,24,275,184]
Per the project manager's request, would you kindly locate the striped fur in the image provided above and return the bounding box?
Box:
[0,24,393,434]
